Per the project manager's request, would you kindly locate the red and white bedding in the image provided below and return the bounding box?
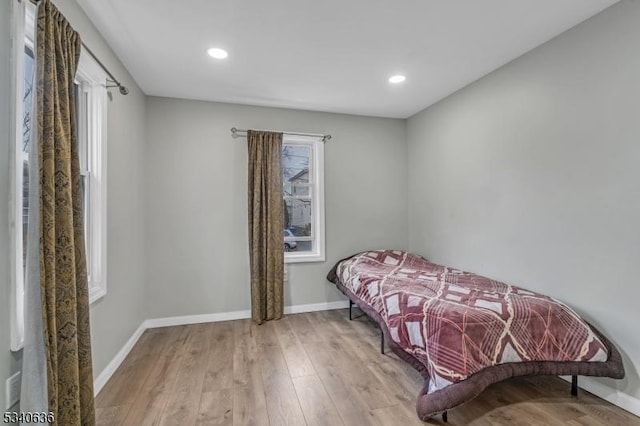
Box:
[333,250,609,395]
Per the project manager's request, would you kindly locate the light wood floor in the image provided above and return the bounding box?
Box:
[96,309,639,426]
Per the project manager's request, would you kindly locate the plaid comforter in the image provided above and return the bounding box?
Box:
[335,250,608,393]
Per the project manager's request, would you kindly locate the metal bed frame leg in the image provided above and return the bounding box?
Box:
[442,411,448,423]
[571,375,578,396]
[349,300,353,320]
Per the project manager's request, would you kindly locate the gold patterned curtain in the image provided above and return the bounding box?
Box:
[247,130,285,324]
[36,0,95,424]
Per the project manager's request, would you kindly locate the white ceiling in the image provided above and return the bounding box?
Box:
[77,0,618,119]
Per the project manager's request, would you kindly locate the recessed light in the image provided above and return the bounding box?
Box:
[389,75,406,84]
[207,48,228,59]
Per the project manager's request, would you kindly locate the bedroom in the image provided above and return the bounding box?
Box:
[0,0,639,424]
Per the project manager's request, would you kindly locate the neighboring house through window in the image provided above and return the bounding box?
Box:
[10,0,108,351]
[282,135,325,263]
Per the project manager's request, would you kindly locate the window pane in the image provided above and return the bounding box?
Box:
[282,145,312,187]
[284,198,313,254]
[22,46,35,271]
[74,83,92,278]
[23,47,34,153]
[81,174,90,274]
[285,239,313,253]
[284,184,310,197]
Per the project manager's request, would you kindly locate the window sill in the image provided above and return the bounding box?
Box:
[285,253,326,264]
[89,286,106,305]
[10,341,24,353]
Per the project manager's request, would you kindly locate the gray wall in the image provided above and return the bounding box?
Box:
[407,0,640,402]
[53,0,148,379]
[145,97,407,318]
[0,0,148,402]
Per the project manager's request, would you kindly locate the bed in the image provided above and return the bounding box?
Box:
[326,250,624,421]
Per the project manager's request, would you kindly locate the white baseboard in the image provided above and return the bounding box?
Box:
[560,375,640,417]
[93,323,145,396]
[142,300,349,329]
[143,309,252,329]
[284,300,349,314]
[94,300,349,395]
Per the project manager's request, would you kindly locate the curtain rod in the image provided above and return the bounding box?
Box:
[25,0,129,96]
[231,127,332,143]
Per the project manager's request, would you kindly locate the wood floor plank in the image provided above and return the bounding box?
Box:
[302,325,395,411]
[315,366,377,426]
[570,399,640,426]
[370,403,424,426]
[367,361,416,405]
[197,389,233,426]
[287,313,324,345]
[386,356,424,386]
[292,375,344,426]
[202,321,235,392]
[261,373,307,426]
[254,321,288,376]
[273,317,316,378]
[317,310,404,409]
[233,320,262,388]
[95,404,130,426]
[122,326,190,426]
[338,325,385,367]
[232,320,270,426]
[158,323,211,426]
[303,341,378,426]
[332,309,381,343]
[255,321,307,426]
[233,385,269,426]
[566,416,610,426]
[330,309,383,361]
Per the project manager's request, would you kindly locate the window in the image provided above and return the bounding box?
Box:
[75,49,108,304]
[9,0,35,351]
[282,135,325,263]
[10,1,108,351]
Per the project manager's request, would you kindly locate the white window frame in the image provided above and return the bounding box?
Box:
[283,135,325,263]
[9,1,107,351]
[75,50,109,304]
[9,0,31,352]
